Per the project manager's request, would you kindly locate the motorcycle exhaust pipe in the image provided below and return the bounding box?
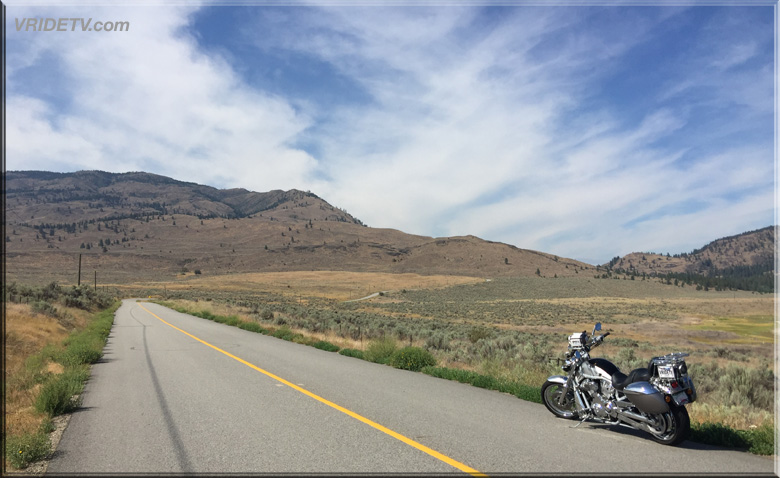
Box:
[614,412,646,431]
[616,409,652,425]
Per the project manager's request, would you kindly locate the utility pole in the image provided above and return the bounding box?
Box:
[94,271,97,291]
[78,254,82,286]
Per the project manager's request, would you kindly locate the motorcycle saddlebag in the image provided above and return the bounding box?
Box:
[623,381,670,415]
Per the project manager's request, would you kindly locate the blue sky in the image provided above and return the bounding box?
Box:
[5,2,775,265]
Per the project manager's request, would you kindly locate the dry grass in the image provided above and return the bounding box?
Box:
[488,294,773,355]
[159,298,376,351]
[4,303,86,439]
[5,390,46,438]
[121,271,483,301]
[689,403,774,430]
[4,304,69,379]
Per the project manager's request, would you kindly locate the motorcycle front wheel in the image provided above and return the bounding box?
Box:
[541,380,579,419]
[646,405,690,446]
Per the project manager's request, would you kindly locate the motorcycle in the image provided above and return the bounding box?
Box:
[541,323,696,446]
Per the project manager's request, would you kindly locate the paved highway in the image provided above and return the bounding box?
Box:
[47,299,776,475]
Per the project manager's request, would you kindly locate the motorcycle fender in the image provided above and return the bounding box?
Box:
[546,375,568,385]
[623,381,670,415]
[671,391,690,407]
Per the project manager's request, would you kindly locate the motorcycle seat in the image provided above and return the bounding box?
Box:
[611,367,651,390]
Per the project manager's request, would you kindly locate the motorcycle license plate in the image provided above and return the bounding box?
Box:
[658,365,675,379]
[673,391,689,405]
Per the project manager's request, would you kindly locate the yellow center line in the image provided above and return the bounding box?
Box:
[137,302,487,477]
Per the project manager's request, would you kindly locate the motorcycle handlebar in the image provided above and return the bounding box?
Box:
[589,332,610,348]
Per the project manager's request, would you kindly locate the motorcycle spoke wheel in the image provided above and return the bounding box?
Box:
[647,406,690,446]
[542,380,579,420]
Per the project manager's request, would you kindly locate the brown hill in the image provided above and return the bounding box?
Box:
[4,170,593,285]
[604,227,775,276]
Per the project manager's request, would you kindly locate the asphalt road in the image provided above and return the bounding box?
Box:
[47,299,776,475]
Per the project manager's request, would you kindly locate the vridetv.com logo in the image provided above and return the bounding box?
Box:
[15,18,130,32]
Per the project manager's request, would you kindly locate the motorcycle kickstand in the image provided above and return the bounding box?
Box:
[570,415,590,428]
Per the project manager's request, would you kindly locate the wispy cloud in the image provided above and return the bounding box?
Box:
[7,4,317,191]
[5,4,773,264]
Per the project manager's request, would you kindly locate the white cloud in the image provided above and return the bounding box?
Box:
[7,4,317,192]
[7,96,104,170]
[6,5,773,264]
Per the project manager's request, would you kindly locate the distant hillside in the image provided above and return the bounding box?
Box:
[603,227,775,292]
[4,170,592,285]
[6,170,364,225]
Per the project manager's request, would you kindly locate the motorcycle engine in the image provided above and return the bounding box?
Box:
[581,379,615,419]
[581,379,599,395]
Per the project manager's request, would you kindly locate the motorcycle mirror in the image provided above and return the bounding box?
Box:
[574,350,582,360]
[593,322,601,334]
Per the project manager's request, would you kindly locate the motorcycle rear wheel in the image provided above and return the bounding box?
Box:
[646,405,690,446]
[541,380,579,419]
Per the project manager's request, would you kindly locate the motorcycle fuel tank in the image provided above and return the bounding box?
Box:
[623,381,670,414]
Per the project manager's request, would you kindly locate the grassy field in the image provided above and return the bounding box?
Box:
[114,273,775,431]
[120,270,484,301]
[681,315,774,344]
[5,272,776,460]
[3,284,117,470]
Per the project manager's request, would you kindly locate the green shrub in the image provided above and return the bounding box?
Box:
[313,340,340,352]
[59,340,103,367]
[5,430,51,469]
[59,336,103,366]
[746,422,775,455]
[64,295,90,310]
[40,417,55,434]
[198,311,216,320]
[364,336,398,364]
[31,300,59,317]
[389,346,436,371]
[63,285,115,310]
[34,367,88,416]
[689,362,775,411]
[19,350,56,390]
[420,366,543,404]
[690,421,775,455]
[272,326,302,342]
[421,366,478,384]
[425,332,451,351]
[223,315,242,327]
[260,308,274,321]
[339,348,365,359]
[691,422,750,449]
[292,335,313,345]
[470,374,499,389]
[238,322,268,334]
[496,379,542,403]
[468,326,493,343]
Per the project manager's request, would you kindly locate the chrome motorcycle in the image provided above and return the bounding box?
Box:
[542,323,696,445]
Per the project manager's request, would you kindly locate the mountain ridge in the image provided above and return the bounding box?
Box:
[604,226,774,274]
[4,170,590,284]
[4,170,772,290]
[602,226,774,292]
